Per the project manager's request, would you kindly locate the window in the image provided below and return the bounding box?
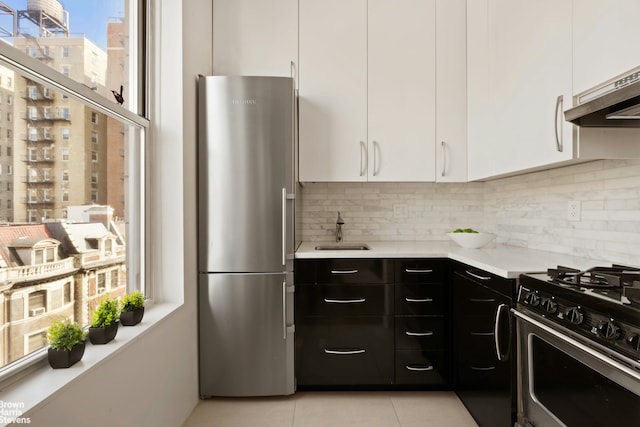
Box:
[6,199,11,209]
[28,291,46,316]
[97,273,106,293]
[27,332,46,353]
[0,0,146,378]
[5,147,9,157]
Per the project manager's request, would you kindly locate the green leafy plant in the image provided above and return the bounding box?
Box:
[91,296,120,328]
[452,228,479,233]
[120,290,145,312]
[47,320,87,351]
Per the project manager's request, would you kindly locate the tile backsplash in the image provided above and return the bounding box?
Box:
[299,160,640,265]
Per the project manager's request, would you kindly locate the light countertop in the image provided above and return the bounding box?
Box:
[295,240,614,279]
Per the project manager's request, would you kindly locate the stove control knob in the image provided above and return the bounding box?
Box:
[541,298,558,314]
[597,321,621,340]
[626,334,640,351]
[524,292,540,307]
[565,307,584,325]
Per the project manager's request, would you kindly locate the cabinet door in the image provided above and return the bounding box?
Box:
[467,0,573,180]
[213,0,298,77]
[299,0,367,182]
[435,0,467,182]
[367,0,436,182]
[573,0,640,94]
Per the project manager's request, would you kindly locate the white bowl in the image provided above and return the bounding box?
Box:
[447,232,496,249]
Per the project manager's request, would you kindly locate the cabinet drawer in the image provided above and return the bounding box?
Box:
[395,349,447,385]
[453,266,515,299]
[316,259,393,284]
[395,317,444,350]
[395,259,446,283]
[296,283,393,316]
[455,359,510,388]
[395,283,444,315]
[295,317,394,385]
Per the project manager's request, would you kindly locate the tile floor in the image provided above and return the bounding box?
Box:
[182,391,478,427]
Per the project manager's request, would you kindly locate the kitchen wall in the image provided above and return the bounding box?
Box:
[299,159,640,266]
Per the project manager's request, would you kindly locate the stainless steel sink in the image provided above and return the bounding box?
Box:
[314,244,370,251]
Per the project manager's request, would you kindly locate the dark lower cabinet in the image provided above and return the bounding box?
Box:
[452,263,516,427]
[295,258,450,389]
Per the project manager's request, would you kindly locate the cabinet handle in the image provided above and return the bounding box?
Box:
[406,331,434,337]
[373,140,380,176]
[405,298,433,303]
[469,298,495,303]
[360,141,367,176]
[405,268,433,274]
[330,269,358,274]
[494,303,512,362]
[470,331,494,336]
[441,141,447,177]
[465,270,491,281]
[324,298,365,304]
[324,349,366,355]
[470,366,496,371]
[554,95,564,152]
[406,365,434,371]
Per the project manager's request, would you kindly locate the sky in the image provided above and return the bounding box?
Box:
[0,0,124,50]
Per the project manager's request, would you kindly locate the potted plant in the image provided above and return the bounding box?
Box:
[47,319,87,369]
[88,296,119,344]
[119,290,145,326]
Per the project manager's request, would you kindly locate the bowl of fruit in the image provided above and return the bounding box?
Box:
[447,228,496,249]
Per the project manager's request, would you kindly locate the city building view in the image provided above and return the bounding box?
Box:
[0,0,130,367]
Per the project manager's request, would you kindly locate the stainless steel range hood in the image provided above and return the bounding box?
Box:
[565,68,640,127]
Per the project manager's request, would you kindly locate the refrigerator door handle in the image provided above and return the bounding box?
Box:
[281,187,287,266]
[282,281,287,339]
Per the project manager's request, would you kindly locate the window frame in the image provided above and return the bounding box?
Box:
[0,0,149,382]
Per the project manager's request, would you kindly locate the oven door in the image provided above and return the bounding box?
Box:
[514,309,640,427]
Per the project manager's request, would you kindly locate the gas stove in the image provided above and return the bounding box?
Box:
[518,264,640,363]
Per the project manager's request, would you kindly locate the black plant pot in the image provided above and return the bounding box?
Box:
[88,321,119,344]
[119,307,144,326]
[48,341,86,369]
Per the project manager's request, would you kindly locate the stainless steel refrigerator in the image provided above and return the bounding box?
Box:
[197,75,296,397]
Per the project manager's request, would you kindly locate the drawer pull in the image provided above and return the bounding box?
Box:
[324,349,366,355]
[406,331,434,337]
[465,270,491,281]
[330,269,359,274]
[470,331,494,336]
[469,298,495,303]
[405,298,433,303]
[324,298,366,304]
[470,366,496,371]
[405,365,434,371]
[405,268,433,274]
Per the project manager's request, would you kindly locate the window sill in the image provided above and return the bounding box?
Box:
[0,302,182,426]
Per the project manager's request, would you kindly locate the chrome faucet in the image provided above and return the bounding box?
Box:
[335,212,344,242]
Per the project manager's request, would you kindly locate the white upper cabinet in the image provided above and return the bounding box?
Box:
[213,0,298,78]
[467,0,573,180]
[298,0,368,182]
[573,0,640,95]
[367,0,436,182]
[299,0,465,182]
[435,0,467,182]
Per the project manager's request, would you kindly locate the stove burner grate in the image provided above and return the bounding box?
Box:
[548,265,640,289]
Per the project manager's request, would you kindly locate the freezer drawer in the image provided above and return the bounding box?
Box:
[198,273,294,397]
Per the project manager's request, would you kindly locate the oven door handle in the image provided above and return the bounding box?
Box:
[494,303,512,361]
[512,309,640,382]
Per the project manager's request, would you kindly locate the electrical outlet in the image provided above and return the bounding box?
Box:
[567,201,581,221]
[393,204,408,219]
